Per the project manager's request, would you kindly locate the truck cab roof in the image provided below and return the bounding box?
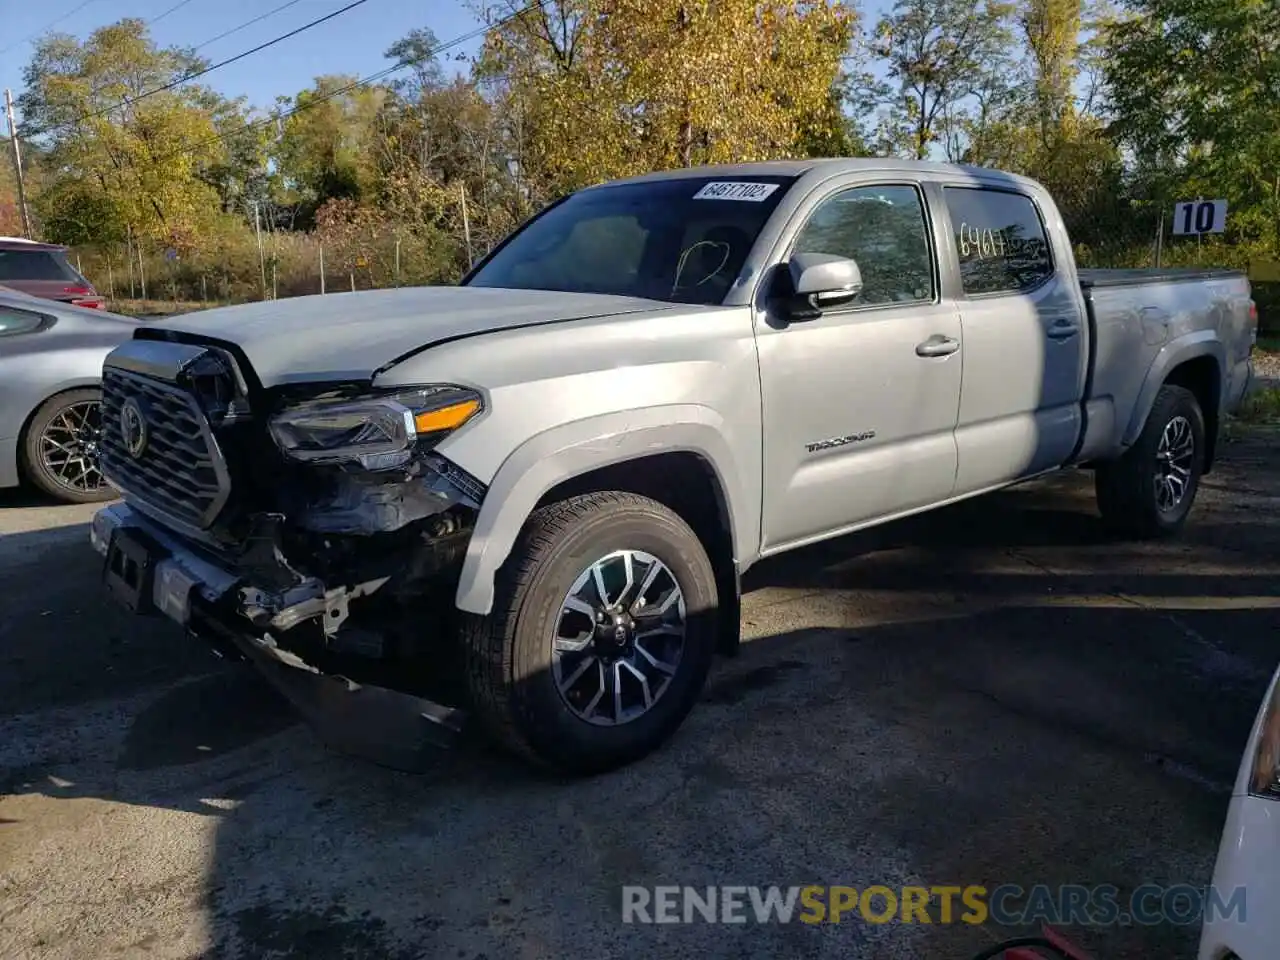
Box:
[590,157,1043,193]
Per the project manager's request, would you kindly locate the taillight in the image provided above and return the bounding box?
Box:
[1249,300,1259,346]
[72,299,105,309]
[63,285,94,296]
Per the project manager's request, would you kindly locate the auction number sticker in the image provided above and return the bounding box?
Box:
[692,181,780,202]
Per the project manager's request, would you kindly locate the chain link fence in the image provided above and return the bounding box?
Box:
[70,229,467,317]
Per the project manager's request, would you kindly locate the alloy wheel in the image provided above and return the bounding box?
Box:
[1154,414,1195,513]
[552,549,687,726]
[38,400,108,495]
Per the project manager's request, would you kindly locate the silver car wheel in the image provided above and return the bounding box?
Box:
[1154,414,1195,513]
[38,400,108,494]
[552,549,687,726]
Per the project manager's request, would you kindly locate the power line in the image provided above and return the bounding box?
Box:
[191,0,306,52]
[148,0,199,26]
[148,0,545,167]
[26,0,377,139]
[0,0,100,56]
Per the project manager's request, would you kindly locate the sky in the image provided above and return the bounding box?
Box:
[0,0,894,128]
[0,0,489,122]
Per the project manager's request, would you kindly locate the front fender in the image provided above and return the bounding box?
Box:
[1122,332,1225,446]
[452,405,756,616]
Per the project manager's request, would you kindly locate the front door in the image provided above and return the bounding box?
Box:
[755,181,963,553]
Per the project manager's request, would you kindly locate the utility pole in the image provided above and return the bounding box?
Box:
[4,89,33,238]
[251,200,267,299]
[459,181,473,268]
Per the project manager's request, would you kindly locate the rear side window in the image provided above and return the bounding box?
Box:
[943,187,1053,295]
[0,250,78,282]
[0,306,48,337]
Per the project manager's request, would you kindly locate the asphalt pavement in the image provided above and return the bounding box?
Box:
[3,429,1280,960]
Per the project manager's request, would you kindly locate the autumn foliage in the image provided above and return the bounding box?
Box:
[1,0,1276,319]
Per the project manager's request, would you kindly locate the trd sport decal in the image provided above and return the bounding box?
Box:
[805,431,876,453]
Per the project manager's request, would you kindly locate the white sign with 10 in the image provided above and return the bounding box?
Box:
[1172,199,1228,236]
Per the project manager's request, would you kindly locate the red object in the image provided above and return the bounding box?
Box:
[1249,300,1259,326]
[1000,926,1096,960]
[63,285,105,309]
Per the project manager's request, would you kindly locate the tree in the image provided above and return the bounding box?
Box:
[871,0,1015,159]
[1102,0,1280,249]
[479,0,855,199]
[385,27,447,97]
[1019,0,1083,144]
[17,19,252,247]
[273,76,387,228]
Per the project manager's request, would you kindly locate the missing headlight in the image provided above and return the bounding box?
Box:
[297,455,485,536]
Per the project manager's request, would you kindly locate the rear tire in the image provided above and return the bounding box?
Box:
[462,491,719,775]
[1096,384,1204,539]
[22,388,115,505]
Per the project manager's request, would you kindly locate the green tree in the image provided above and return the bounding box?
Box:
[1103,0,1280,250]
[18,19,250,247]
[871,0,1015,159]
[273,76,387,228]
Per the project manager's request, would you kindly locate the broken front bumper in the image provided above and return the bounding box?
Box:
[90,502,466,769]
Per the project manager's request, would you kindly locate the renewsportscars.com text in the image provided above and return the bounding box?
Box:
[621,884,1246,926]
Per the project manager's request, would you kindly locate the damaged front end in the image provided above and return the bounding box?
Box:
[93,337,490,766]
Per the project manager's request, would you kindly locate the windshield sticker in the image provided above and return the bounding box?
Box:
[692,181,780,202]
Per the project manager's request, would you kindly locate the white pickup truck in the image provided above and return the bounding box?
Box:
[90,159,1257,773]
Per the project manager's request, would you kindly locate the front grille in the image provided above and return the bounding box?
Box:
[100,367,230,530]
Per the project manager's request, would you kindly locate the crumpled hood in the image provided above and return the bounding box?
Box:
[141,286,670,387]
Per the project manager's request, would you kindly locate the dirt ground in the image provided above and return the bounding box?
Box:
[3,429,1280,960]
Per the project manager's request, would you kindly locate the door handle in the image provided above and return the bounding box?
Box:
[1047,320,1080,340]
[916,335,960,358]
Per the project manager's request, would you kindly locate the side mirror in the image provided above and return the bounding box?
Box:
[784,252,864,319]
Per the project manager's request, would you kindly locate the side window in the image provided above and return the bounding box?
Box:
[791,185,935,306]
[943,187,1054,295]
[0,307,47,337]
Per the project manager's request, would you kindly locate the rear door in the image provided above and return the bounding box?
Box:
[938,185,1088,493]
[755,178,963,552]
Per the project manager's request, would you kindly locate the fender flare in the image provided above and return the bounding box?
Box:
[1121,332,1225,447]
[453,405,756,615]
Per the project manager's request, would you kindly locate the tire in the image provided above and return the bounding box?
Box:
[462,491,719,775]
[22,388,115,504]
[1096,384,1205,539]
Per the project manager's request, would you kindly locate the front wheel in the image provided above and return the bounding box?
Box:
[462,491,719,774]
[1096,384,1205,539]
[22,388,115,504]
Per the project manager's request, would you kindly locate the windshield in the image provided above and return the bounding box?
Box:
[465,175,795,305]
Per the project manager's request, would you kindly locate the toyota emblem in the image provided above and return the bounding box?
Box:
[119,398,149,459]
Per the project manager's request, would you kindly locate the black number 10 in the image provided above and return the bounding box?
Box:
[1181,202,1216,234]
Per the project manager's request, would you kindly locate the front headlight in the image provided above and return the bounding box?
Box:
[1249,667,1280,799]
[268,385,482,470]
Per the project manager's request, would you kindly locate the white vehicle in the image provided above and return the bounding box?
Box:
[1199,662,1280,959]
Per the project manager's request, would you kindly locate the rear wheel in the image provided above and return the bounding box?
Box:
[462,491,719,774]
[22,388,114,504]
[1096,384,1204,538]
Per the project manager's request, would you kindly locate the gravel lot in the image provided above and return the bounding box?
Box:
[3,429,1280,960]
[1252,347,1280,383]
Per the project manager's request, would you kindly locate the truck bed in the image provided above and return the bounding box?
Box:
[1071,265,1254,470]
[1078,267,1244,289]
